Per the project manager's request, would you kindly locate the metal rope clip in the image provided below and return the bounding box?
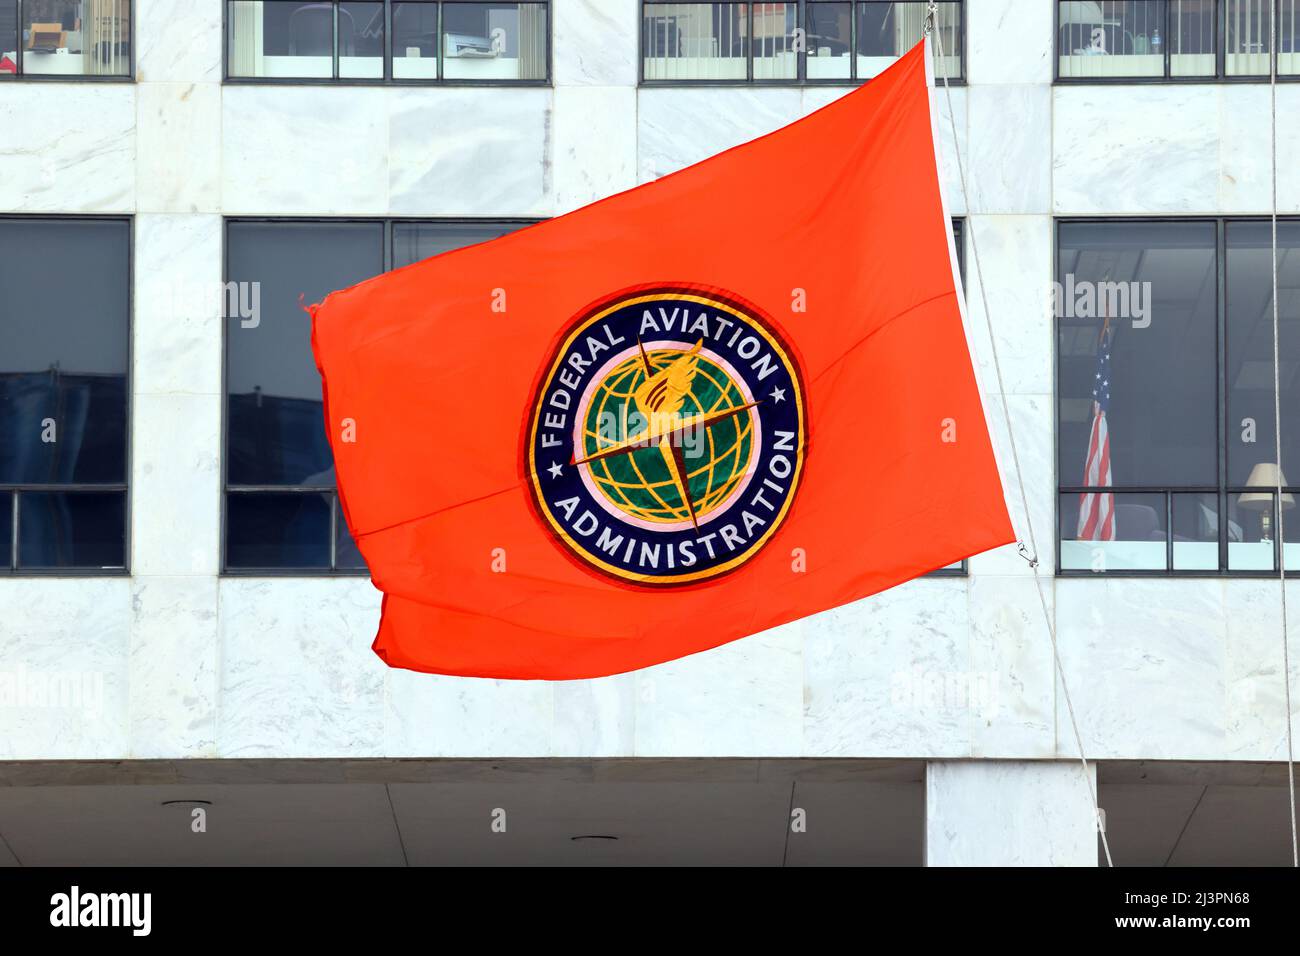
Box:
[923,0,939,36]
[1016,542,1039,568]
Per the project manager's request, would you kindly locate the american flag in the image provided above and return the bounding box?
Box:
[1077,321,1114,540]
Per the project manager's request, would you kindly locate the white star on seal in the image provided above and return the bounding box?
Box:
[771,387,786,403]
[547,462,563,479]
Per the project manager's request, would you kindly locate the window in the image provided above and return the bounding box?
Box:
[640,0,962,84]
[223,218,533,573]
[0,218,130,573]
[0,0,131,78]
[225,0,549,83]
[1056,218,1300,575]
[932,218,967,575]
[1056,0,1299,81]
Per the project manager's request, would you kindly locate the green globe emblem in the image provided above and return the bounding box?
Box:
[579,342,757,526]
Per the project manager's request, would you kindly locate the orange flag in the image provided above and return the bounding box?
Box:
[311,41,1014,680]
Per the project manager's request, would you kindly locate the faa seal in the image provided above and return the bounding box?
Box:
[525,286,806,586]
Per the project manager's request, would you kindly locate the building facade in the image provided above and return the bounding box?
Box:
[1,0,1298,866]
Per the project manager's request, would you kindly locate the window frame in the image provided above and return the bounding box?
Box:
[1054,215,1300,578]
[221,0,552,86]
[220,216,540,577]
[1053,0,1300,85]
[0,0,135,82]
[637,0,965,87]
[0,213,134,577]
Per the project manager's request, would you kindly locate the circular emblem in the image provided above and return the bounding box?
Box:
[525,286,806,586]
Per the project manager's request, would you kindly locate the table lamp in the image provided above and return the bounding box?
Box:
[1239,463,1296,541]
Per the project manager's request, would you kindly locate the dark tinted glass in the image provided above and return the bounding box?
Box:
[0,1,15,75]
[226,492,331,569]
[392,1,439,77]
[1057,221,1218,488]
[225,220,384,486]
[392,220,531,269]
[1172,491,1220,570]
[1059,490,1168,571]
[19,491,125,569]
[336,498,368,569]
[225,219,534,571]
[807,2,852,79]
[0,219,129,485]
[1225,221,1300,487]
[339,1,385,78]
[857,1,960,79]
[0,491,10,568]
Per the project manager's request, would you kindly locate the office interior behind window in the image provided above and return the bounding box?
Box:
[0,0,130,77]
[640,1,961,84]
[1057,219,1300,574]
[1057,0,1299,81]
[225,0,548,82]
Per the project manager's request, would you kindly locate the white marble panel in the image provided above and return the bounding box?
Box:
[222,86,389,215]
[552,674,636,757]
[131,393,220,576]
[1222,579,1300,760]
[1053,85,1219,214]
[926,760,1099,865]
[0,580,130,759]
[803,581,970,758]
[931,86,968,217]
[128,575,219,757]
[552,86,637,214]
[1218,85,1271,213]
[1053,578,1226,760]
[553,0,639,87]
[968,575,1055,758]
[636,88,801,182]
[1278,86,1300,213]
[133,214,223,396]
[800,86,853,117]
[386,668,553,757]
[635,620,803,757]
[388,87,551,216]
[136,82,221,213]
[966,0,1054,85]
[963,215,1053,394]
[0,85,135,213]
[135,0,223,83]
[1218,84,1300,214]
[967,85,1051,214]
[218,579,387,757]
[967,392,1055,576]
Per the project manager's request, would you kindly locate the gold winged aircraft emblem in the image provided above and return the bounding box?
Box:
[572,339,759,530]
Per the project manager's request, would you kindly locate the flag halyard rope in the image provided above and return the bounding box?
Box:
[924,1,1113,867]
[1267,0,1299,869]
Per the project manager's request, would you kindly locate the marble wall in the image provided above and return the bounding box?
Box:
[1,0,1298,769]
[926,760,1100,865]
